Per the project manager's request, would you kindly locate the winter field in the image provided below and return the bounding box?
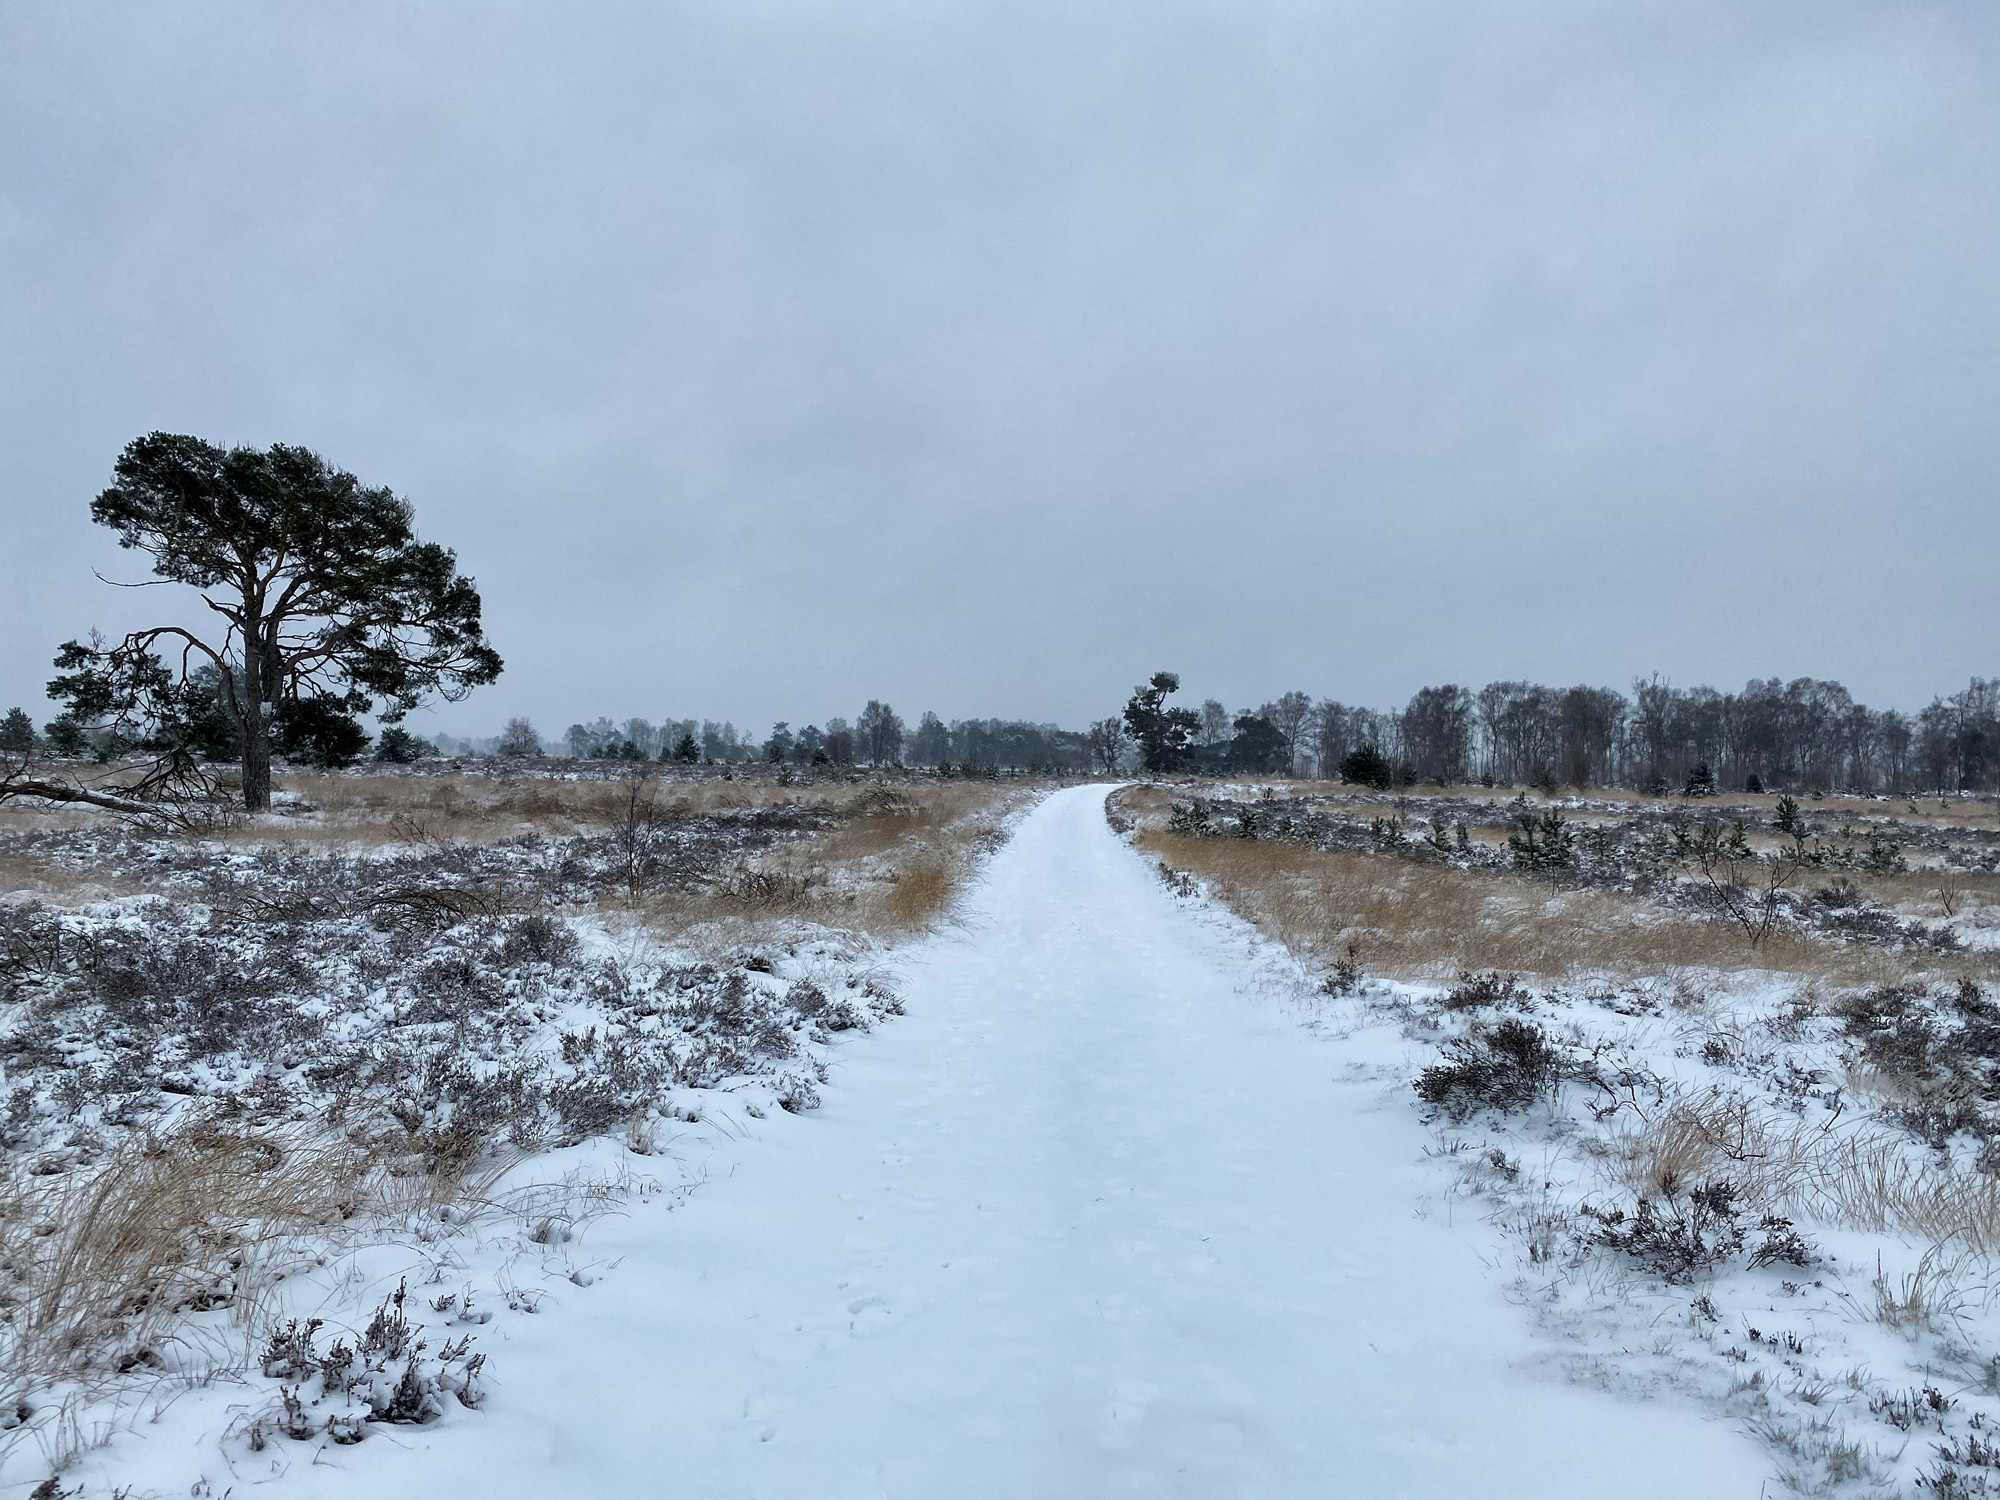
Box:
[3,770,2000,1497]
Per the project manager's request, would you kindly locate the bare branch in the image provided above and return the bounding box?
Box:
[90,569,171,589]
[0,775,164,818]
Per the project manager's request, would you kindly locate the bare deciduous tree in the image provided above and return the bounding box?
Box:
[497,718,542,757]
[1085,717,1130,773]
[1686,815,1804,947]
[1400,685,1472,785]
[1197,699,1231,750]
[857,700,906,767]
[1262,691,1316,775]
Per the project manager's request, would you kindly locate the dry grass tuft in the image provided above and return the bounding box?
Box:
[883,863,954,928]
[1869,1243,1985,1335]
[1609,1083,2000,1257]
[0,1115,558,1450]
[0,1120,377,1398]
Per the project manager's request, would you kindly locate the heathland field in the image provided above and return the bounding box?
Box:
[6,765,2000,1497]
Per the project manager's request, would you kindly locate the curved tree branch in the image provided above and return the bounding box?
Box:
[0,775,164,818]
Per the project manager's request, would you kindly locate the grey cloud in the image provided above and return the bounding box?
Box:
[2,1,1995,735]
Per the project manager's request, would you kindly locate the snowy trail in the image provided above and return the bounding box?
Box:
[276,784,1766,1497]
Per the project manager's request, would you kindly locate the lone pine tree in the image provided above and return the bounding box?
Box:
[47,433,501,810]
[1122,672,1200,772]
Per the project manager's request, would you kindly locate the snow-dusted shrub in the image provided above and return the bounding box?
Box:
[785,978,867,1033]
[1924,1434,2000,1497]
[1414,1018,1578,1121]
[1318,949,1363,997]
[1839,979,2000,1151]
[774,1071,822,1113]
[1869,1383,1953,1432]
[1579,1179,1815,1284]
[0,888,888,1170]
[1437,970,1531,1012]
[241,1281,484,1451]
[500,911,578,966]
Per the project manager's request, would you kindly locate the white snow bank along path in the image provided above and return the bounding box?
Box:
[272,784,1767,1498]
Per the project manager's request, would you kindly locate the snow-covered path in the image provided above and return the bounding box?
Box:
[283,784,1767,1497]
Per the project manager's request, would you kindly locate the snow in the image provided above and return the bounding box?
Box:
[57,784,1769,1496]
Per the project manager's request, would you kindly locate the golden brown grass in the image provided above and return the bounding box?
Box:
[0,1113,631,1474]
[624,779,1039,946]
[268,766,872,846]
[1607,1083,2000,1258]
[1119,786,1999,988]
[0,1122,378,1398]
[1,769,1049,943]
[1864,866,2000,916]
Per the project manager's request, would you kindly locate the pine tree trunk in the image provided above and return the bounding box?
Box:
[240,612,271,812]
[242,719,271,812]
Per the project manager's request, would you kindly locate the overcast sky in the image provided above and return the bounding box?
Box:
[3,1,1995,739]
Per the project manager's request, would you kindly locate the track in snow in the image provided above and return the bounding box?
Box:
[276,783,1766,1498]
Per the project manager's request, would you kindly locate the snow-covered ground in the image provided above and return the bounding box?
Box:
[50,782,1775,1496]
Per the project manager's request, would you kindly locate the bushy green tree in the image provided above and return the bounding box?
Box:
[46,433,500,809]
[0,708,33,753]
[272,697,371,768]
[43,718,88,757]
[1122,672,1199,772]
[1225,714,1289,774]
[1338,744,1393,790]
[375,726,436,763]
[1507,808,1575,871]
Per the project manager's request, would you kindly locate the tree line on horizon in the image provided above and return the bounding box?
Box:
[383,666,2000,797]
[494,704,1098,773]
[12,669,1996,796]
[1110,671,2000,796]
